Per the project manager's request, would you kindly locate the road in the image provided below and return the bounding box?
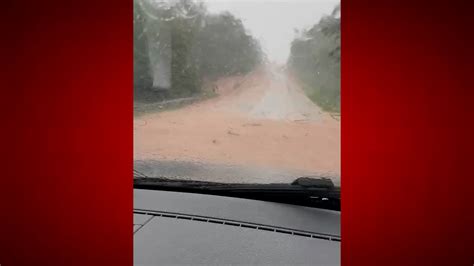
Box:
[134,65,340,184]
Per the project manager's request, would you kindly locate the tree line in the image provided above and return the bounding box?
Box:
[134,0,263,102]
[288,5,340,112]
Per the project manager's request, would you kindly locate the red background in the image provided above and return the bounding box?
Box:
[0,0,473,265]
[1,0,132,265]
[342,1,474,265]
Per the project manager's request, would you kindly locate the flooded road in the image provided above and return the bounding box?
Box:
[134,160,340,185]
[134,66,340,184]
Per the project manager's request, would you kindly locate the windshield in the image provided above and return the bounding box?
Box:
[134,0,340,186]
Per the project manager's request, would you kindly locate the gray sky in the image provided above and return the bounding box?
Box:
[205,0,340,64]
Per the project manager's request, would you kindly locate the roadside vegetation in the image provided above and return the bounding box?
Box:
[134,0,263,104]
[288,5,340,113]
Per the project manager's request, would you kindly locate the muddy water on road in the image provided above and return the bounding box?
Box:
[134,160,340,185]
[134,66,340,183]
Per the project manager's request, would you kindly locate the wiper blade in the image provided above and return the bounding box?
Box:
[134,176,340,211]
[291,176,335,189]
[133,176,337,191]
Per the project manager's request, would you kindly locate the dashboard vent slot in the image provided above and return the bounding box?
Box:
[134,209,340,242]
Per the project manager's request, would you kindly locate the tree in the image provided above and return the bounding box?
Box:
[288,4,340,112]
[133,0,153,93]
[134,0,262,101]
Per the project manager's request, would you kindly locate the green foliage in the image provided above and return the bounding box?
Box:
[133,0,153,92]
[195,12,262,78]
[134,0,262,102]
[288,5,340,112]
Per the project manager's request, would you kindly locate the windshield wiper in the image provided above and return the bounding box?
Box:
[133,175,340,211]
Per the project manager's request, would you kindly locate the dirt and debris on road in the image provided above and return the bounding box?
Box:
[134,66,340,183]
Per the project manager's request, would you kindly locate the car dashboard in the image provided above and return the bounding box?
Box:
[134,189,340,265]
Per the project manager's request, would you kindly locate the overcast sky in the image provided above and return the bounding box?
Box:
[205,0,340,64]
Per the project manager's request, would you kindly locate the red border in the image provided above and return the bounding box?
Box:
[1,0,132,265]
[342,1,474,265]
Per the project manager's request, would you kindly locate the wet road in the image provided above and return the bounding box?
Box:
[134,66,340,184]
[134,160,340,185]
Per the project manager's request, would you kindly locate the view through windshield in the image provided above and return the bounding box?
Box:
[134,0,340,185]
